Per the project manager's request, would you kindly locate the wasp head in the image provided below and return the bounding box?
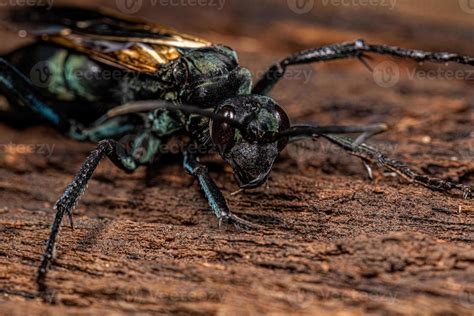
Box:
[210,95,290,189]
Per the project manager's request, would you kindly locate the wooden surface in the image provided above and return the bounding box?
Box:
[0,1,473,314]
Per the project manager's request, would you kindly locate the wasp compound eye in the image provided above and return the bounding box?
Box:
[210,106,236,154]
[274,104,290,151]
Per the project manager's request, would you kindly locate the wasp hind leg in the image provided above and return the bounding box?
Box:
[0,57,143,143]
[0,58,74,129]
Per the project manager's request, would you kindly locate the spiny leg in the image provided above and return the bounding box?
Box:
[278,123,388,179]
[253,39,474,95]
[320,134,472,198]
[37,139,139,295]
[183,148,258,229]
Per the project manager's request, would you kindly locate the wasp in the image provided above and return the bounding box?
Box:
[0,6,472,294]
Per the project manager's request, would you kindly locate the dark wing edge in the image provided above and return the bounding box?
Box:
[3,6,212,73]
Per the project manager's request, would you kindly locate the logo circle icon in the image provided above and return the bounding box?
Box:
[30,61,52,89]
[116,0,143,14]
[373,61,400,88]
[117,134,137,158]
[287,0,315,14]
[459,0,474,14]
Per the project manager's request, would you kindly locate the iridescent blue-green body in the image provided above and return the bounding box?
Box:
[5,42,254,168]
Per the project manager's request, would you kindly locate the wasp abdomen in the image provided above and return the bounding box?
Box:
[6,43,121,104]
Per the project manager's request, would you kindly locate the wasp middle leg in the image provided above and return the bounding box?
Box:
[36,139,141,295]
[319,134,472,198]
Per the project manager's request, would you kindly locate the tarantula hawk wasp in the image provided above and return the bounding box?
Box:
[0,6,472,294]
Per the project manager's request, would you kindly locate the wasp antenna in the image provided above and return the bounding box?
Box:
[269,123,388,143]
[106,100,179,118]
[106,100,245,130]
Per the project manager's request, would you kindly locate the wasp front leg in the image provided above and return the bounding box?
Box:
[183,149,257,229]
